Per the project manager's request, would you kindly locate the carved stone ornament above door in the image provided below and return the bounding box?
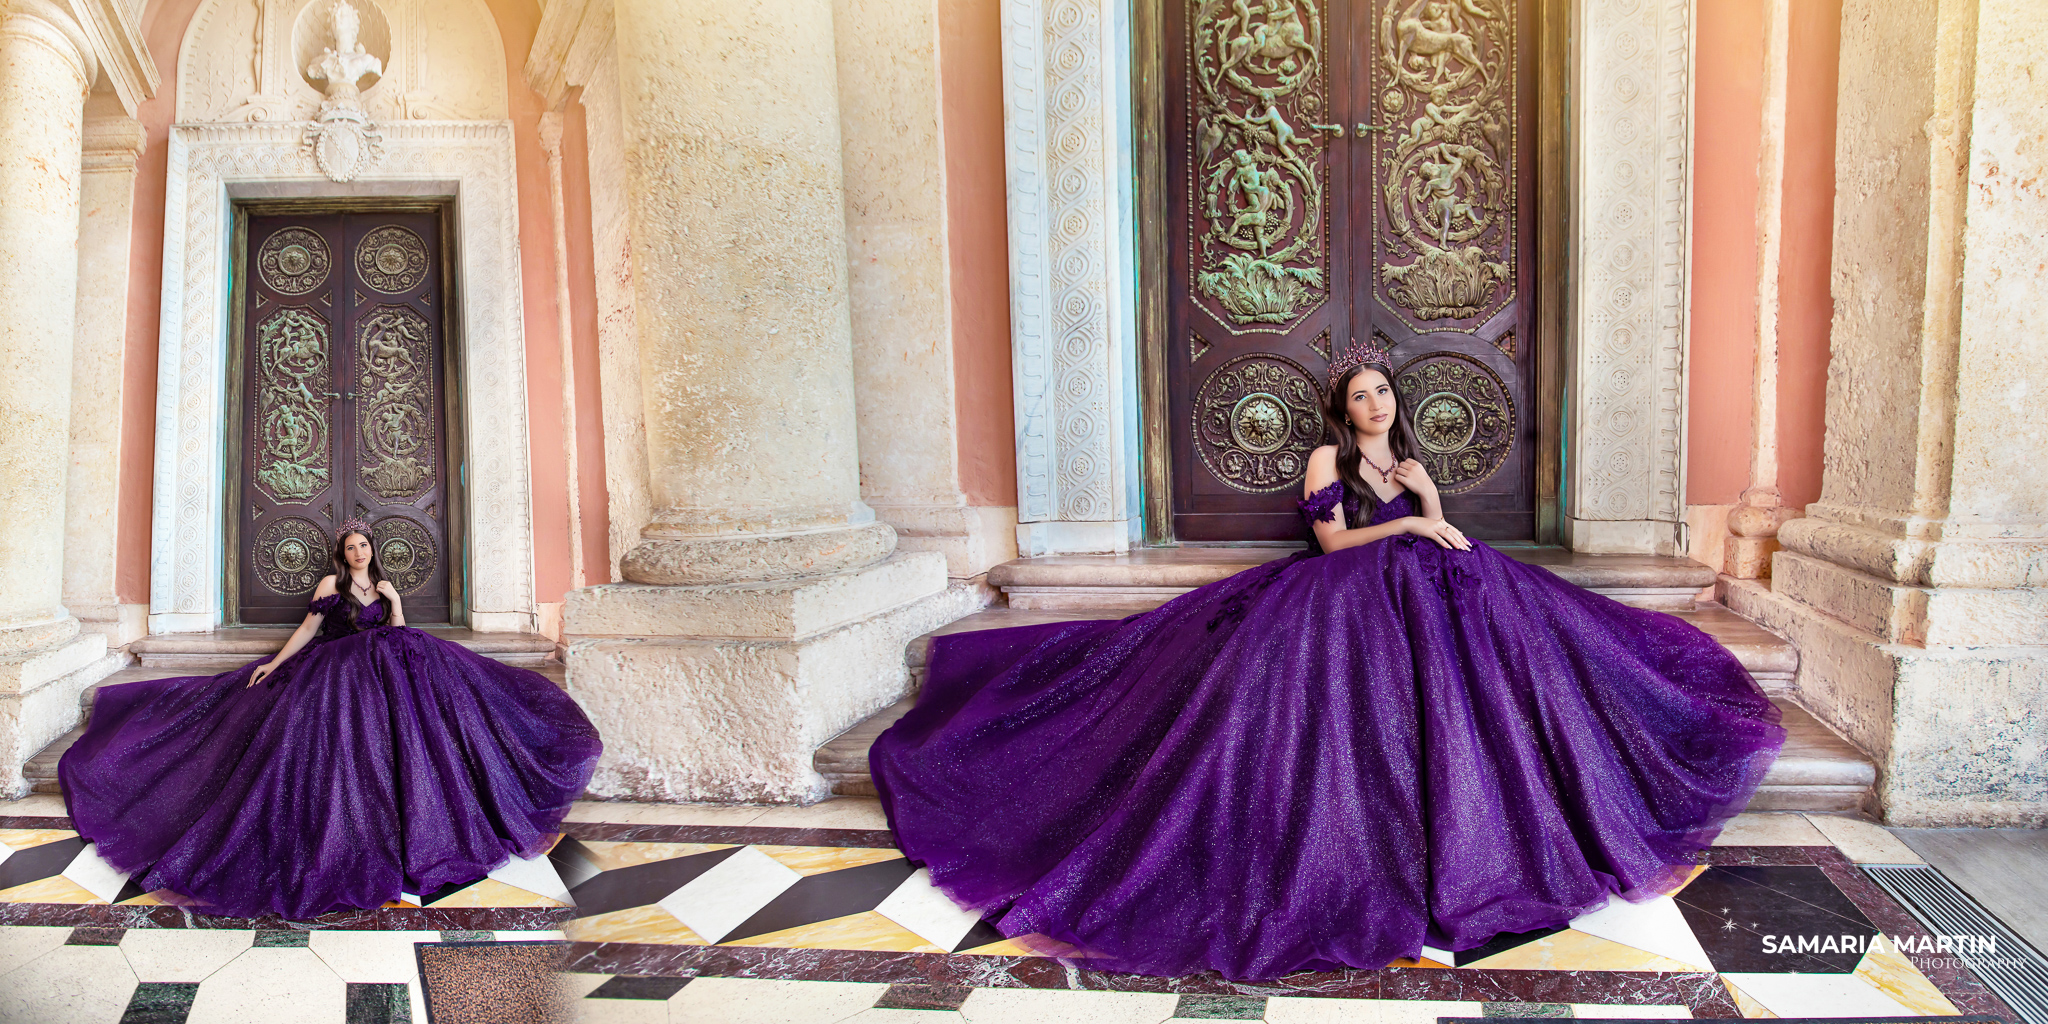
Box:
[177,0,509,126]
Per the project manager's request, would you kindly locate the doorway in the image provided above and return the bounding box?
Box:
[226,205,462,625]
[1145,0,1552,543]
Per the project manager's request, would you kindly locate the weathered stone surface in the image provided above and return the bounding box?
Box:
[570,551,946,641]
[0,643,119,799]
[620,521,899,587]
[565,580,981,804]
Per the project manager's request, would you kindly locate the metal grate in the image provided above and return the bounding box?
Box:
[1864,863,2048,1024]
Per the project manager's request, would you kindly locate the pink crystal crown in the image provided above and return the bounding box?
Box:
[1326,336,1394,388]
[336,516,374,540]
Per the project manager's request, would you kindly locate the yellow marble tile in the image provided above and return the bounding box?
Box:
[1462,929,1703,972]
[0,829,80,851]
[0,875,104,904]
[116,889,203,907]
[563,904,708,945]
[956,932,1102,960]
[752,845,906,876]
[424,879,570,908]
[1722,978,1778,1018]
[575,841,735,872]
[719,910,946,954]
[1856,939,1960,1015]
[1387,955,1457,968]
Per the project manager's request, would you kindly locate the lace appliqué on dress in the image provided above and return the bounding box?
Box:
[1296,480,1344,524]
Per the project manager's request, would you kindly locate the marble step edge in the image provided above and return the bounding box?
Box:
[900,604,1799,683]
[23,662,570,795]
[988,550,1719,592]
[129,630,557,655]
[138,651,552,669]
[813,696,1877,803]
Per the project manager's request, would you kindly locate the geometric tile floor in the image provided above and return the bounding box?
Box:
[0,792,2027,1023]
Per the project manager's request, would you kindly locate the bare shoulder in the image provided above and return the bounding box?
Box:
[314,574,338,597]
[1303,445,1340,497]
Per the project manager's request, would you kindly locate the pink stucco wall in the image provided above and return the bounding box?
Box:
[1777,0,1839,511]
[939,0,1018,508]
[1687,0,1765,507]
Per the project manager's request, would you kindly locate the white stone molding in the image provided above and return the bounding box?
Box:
[1564,0,1695,554]
[66,104,149,645]
[148,120,535,633]
[1002,0,1142,555]
[64,0,158,112]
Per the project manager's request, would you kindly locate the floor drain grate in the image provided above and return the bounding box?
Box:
[1863,863,2048,1024]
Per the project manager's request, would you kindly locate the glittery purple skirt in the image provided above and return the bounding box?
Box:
[57,626,601,919]
[869,496,1786,980]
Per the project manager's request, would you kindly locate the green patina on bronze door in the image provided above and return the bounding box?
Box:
[1163,0,1538,540]
[234,210,452,624]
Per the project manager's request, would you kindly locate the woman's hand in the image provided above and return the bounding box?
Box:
[1392,458,1438,504]
[1405,516,1472,551]
[375,580,398,601]
[248,661,278,688]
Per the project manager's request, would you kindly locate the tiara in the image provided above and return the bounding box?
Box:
[336,517,373,539]
[1326,336,1393,388]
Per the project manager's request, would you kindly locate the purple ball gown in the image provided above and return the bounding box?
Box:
[58,593,601,919]
[869,479,1787,981]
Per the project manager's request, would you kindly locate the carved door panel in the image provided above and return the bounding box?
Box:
[1164,0,1536,541]
[237,211,451,624]
[1357,0,1535,539]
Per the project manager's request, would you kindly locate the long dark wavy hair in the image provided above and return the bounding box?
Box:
[1322,362,1420,517]
[332,528,391,619]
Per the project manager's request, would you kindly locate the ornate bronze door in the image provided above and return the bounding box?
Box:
[234,211,452,623]
[1164,0,1536,540]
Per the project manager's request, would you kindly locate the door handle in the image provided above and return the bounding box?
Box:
[1309,123,1345,138]
[1354,123,1387,134]
[320,391,357,400]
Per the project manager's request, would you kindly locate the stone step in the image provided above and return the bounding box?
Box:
[129,628,559,669]
[990,548,1717,612]
[817,695,1872,813]
[817,602,1866,813]
[22,660,569,796]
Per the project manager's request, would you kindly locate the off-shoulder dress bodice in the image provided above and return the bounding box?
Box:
[307,591,389,641]
[1296,478,1414,551]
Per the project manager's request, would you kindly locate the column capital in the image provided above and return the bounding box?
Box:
[2,0,96,90]
[2,0,158,113]
[525,0,612,110]
[80,108,145,171]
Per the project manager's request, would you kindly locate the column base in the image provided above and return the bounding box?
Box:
[870,503,1017,579]
[621,521,898,585]
[1016,518,1141,557]
[1723,573,2048,827]
[1562,515,1683,555]
[0,628,117,799]
[564,551,977,803]
[70,601,147,647]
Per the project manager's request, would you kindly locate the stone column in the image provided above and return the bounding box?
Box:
[66,99,149,645]
[835,0,1016,581]
[1724,0,2048,826]
[563,0,966,803]
[0,0,109,795]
